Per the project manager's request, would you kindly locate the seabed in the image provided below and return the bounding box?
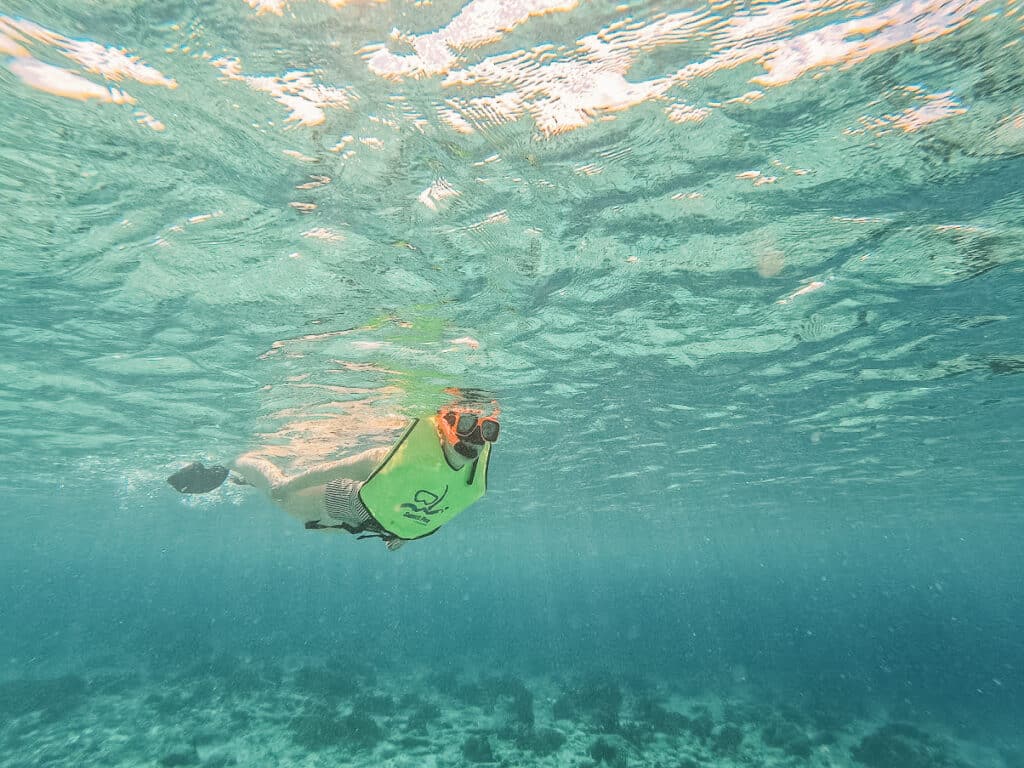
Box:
[0,657,1015,768]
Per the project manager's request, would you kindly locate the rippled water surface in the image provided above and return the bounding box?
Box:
[1,0,1023,765]
[2,0,1022,503]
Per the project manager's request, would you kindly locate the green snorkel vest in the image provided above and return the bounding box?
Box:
[359,416,490,540]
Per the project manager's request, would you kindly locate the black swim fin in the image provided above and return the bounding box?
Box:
[167,462,230,494]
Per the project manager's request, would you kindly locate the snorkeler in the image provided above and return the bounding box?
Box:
[167,406,499,551]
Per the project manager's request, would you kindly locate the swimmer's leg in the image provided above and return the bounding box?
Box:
[230,453,287,496]
[270,446,389,495]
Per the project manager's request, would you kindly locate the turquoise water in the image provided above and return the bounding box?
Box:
[2,0,1023,765]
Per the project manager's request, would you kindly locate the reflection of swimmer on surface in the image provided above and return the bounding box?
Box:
[167,405,499,551]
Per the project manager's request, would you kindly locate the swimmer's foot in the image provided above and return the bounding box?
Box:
[167,462,230,494]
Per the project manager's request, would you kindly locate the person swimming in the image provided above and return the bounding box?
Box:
[167,406,499,550]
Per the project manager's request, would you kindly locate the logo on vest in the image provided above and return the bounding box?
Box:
[400,486,449,525]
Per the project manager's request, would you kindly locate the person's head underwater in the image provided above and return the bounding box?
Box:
[437,406,500,459]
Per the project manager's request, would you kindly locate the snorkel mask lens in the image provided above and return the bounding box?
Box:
[479,418,499,443]
[456,412,478,436]
[450,411,500,443]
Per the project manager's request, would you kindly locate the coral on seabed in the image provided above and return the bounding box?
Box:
[462,733,494,763]
[553,680,623,732]
[0,664,1004,768]
[852,723,965,768]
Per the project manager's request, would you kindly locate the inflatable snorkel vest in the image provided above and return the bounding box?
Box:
[359,416,490,540]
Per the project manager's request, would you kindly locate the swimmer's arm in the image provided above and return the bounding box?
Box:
[276,446,390,494]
